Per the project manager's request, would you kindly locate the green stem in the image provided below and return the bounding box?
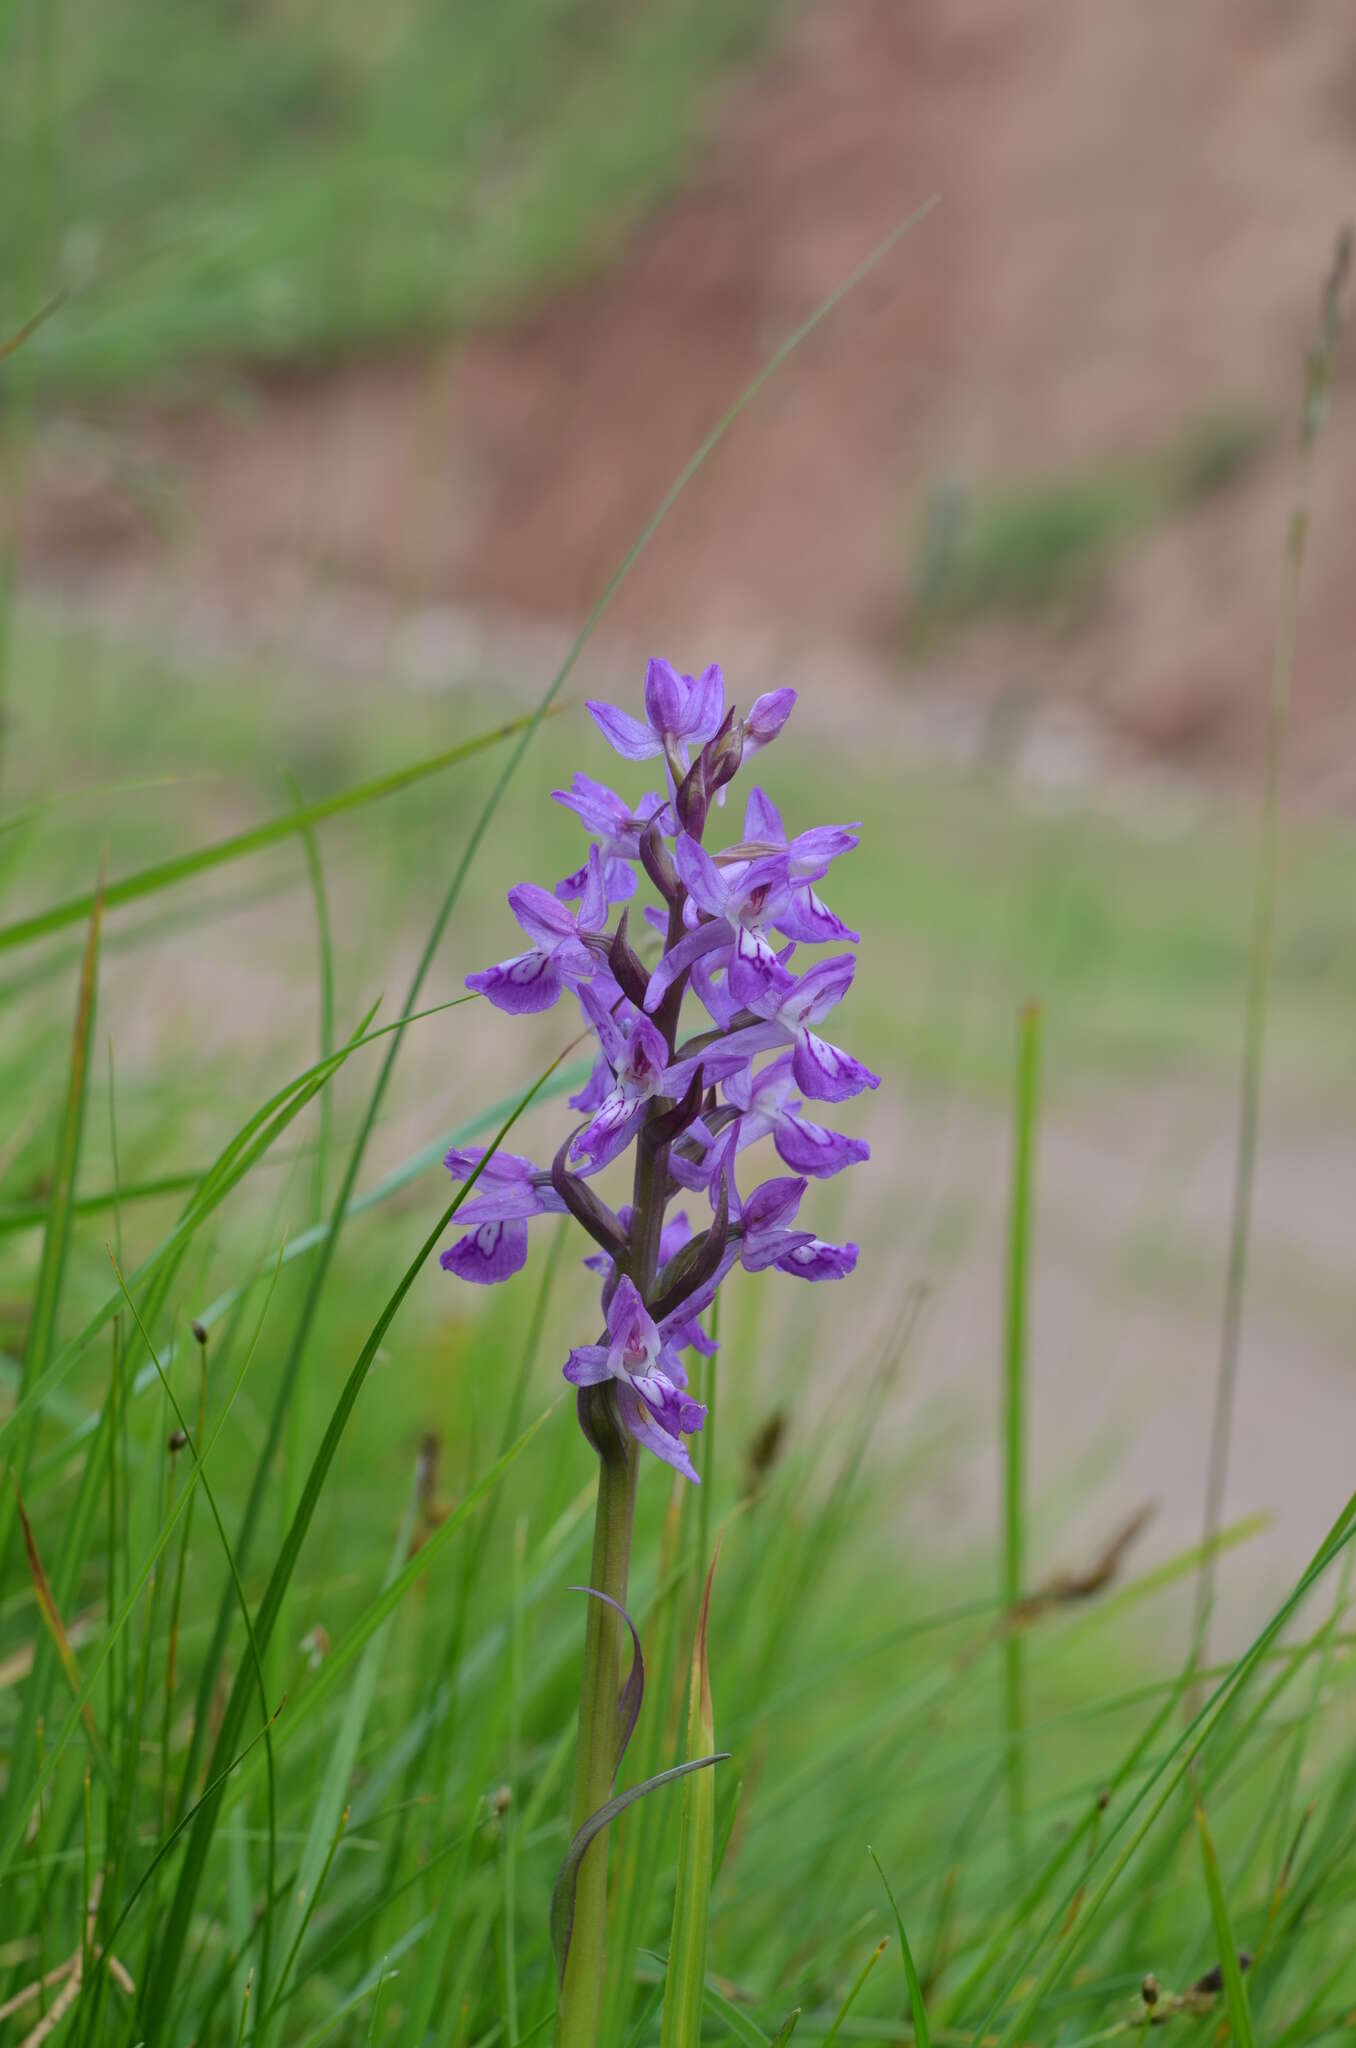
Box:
[557,885,688,2041]
[556,1430,639,2048]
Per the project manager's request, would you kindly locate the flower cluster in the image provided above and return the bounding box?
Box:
[442,659,876,1482]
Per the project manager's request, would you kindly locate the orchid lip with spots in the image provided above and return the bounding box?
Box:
[442,659,875,1481]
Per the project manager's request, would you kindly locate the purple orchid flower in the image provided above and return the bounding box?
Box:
[587,658,724,770]
[717,1132,859,1281]
[741,688,797,760]
[726,1054,870,1176]
[737,787,861,944]
[437,1147,567,1284]
[570,985,744,1166]
[466,846,611,1015]
[552,774,671,903]
[642,838,796,1014]
[722,952,881,1102]
[582,1211,719,1358]
[564,1276,707,1480]
[737,1178,857,1279]
[442,654,875,1482]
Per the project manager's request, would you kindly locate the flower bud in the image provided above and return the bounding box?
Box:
[639,815,679,899]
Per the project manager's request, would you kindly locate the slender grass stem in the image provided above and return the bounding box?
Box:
[1002,999,1041,1873]
[1191,227,1350,1665]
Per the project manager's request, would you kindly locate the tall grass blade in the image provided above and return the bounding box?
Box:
[868,1847,932,2048]
[11,1477,108,1775]
[111,1253,282,2017]
[0,875,103,1573]
[0,713,547,953]
[0,287,65,364]
[822,1938,887,2044]
[702,1982,771,2044]
[0,1245,283,1882]
[1195,1799,1255,2048]
[1001,999,1041,1868]
[0,879,105,1856]
[1192,227,1350,1659]
[660,1544,721,2048]
[261,1464,419,2046]
[138,1049,573,2040]
[275,781,336,1699]
[982,1487,1356,2048]
[0,994,465,1452]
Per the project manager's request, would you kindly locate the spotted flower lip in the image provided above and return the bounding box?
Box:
[452,657,874,1479]
[466,846,612,1015]
[718,952,882,1102]
[563,1276,707,1481]
[438,1144,608,1283]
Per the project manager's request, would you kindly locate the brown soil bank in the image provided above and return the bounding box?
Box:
[22,0,1356,792]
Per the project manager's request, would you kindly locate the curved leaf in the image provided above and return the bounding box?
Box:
[568,1585,645,1778]
[550,1754,730,1980]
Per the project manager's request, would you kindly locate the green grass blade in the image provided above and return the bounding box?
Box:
[1001,999,1041,1869]
[275,779,336,1703]
[661,1546,720,2048]
[823,1938,888,2045]
[19,875,103,1376]
[225,1405,552,1795]
[0,1246,281,1880]
[137,1048,574,2040]
[1195,1799,1255,2048]
[0,882,105,1845]
[0,1171,206,1236]
[110,1255,282,2016]
[260,1460,416,2048]
[980,1488,1356,2048]
[1192,229,1350,1660]
[0,711,545,953]
[868,1847,932,2048]
[0,994,468,1454]
[702,1982,770,2045]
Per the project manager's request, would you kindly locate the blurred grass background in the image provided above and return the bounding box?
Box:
[0,0,781,391]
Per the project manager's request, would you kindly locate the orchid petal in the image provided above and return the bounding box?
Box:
[744,687,796,751]
[743,785,785,845]
[773,1112,870,1177]
[681,663,725,743]
[439,1218,529,1284]
[775,1238,859,1281]
[673,834,730,918]
[780,952,857,1027]
[792,1030,880,1103]
[644,657,687,739]
[616,1384,700,1481]
[643,917,732,1013]
[588,698,663,761]
[466,951,562,1015]
[563,1343,611,1385]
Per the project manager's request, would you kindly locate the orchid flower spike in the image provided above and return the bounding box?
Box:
[449,657,875,1480]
